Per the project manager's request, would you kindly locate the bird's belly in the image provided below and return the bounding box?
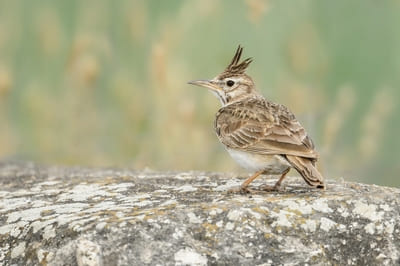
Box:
[226,148,291,174]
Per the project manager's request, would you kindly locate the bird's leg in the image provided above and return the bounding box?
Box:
[228,170,264,194]
[261,168,290,192]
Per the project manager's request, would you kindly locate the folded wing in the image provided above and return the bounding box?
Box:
[215,98,318,160]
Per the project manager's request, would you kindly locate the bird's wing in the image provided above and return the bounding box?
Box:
[214,98,318,159]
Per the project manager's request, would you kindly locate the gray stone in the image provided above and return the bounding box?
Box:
[0,161,399,265]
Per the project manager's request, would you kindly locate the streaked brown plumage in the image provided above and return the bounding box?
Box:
[189,46,325,192]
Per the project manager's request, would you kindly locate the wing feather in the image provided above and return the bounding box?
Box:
[215,98,318,159]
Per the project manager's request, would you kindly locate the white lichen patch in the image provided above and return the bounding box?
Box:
[83,201,118,213]
[160,199,177,206]
[187,212,202,224]
[43,225,56,240]
[134,200,154,207]
[173,228,185,240]
[140,247,153,264]
[227,210,242,221]
[95,222,107,231]
[38,181,60,187]
[380,204,392,212]
[32,219,54,234]
[0,244,9,262]
[248,195,268,204]
[8,221,28,238]
[226,222,235,230]
[153,189,168,194]
[243,208,263,220]
[57,184,111,202]
[37,249,47,263]
[7,206,52,223]
[76,239,102,266]
[338,224,347,233]
[337,207,349,218]
[213,179,241,192]
[301,219,317,232]
[365,222,376,234]
[116,193,154,206]
[384,221,395,235]
[209,208,223,217]
[279,199,313,215]
[310,199,333,213]
[103,183,135,193]
[173,174,195,180]
[32,200,51,208]
[244,251,254,258]
[0,197,33,213]
[353,201,384,222]
[55,202,91,215]
[11,241,25,259]
[174,185,197,192]
[196,175,210,181]
[278,237,323,258]
[320,217,337,232]
[0,191,9,198]
[216,220,223,228]
[6,189,33,198]
[174,248,207,266]
[277,198,333,219]
[271,210,292,227]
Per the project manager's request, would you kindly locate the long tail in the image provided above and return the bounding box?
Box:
[286,155,325,189]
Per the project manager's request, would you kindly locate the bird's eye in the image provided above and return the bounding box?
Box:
[226,80,235,87]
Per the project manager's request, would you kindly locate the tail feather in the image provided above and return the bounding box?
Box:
[286,155,325,189]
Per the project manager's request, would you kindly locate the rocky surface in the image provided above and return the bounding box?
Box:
[0,161,399,266]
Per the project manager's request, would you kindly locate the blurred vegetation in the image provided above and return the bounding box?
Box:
[0,0,399,187]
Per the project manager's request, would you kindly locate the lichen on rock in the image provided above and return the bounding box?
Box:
[0,162,399,265]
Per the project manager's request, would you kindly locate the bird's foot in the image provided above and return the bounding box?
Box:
[259,184,284,192]
[227,186,255,194]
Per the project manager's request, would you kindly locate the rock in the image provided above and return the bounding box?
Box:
[0,161,399,265]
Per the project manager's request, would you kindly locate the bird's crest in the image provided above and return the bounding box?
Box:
[218,45,253,79]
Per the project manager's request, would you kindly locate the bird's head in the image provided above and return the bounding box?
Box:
[188,45,258,106]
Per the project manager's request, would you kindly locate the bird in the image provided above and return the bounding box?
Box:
[188,45,325,193]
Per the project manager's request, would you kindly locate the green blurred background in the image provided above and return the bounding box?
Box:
[0,0,399,187]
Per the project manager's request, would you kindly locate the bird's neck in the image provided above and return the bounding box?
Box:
[220,91,262,107]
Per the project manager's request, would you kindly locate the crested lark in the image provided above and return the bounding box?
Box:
[189,46,325,192]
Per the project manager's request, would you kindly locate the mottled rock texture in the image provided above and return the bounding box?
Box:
[0,162,399,266]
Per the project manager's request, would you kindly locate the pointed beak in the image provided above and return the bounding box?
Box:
[187,79,220,91]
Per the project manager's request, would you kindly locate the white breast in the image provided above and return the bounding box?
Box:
[226,148,291,174]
